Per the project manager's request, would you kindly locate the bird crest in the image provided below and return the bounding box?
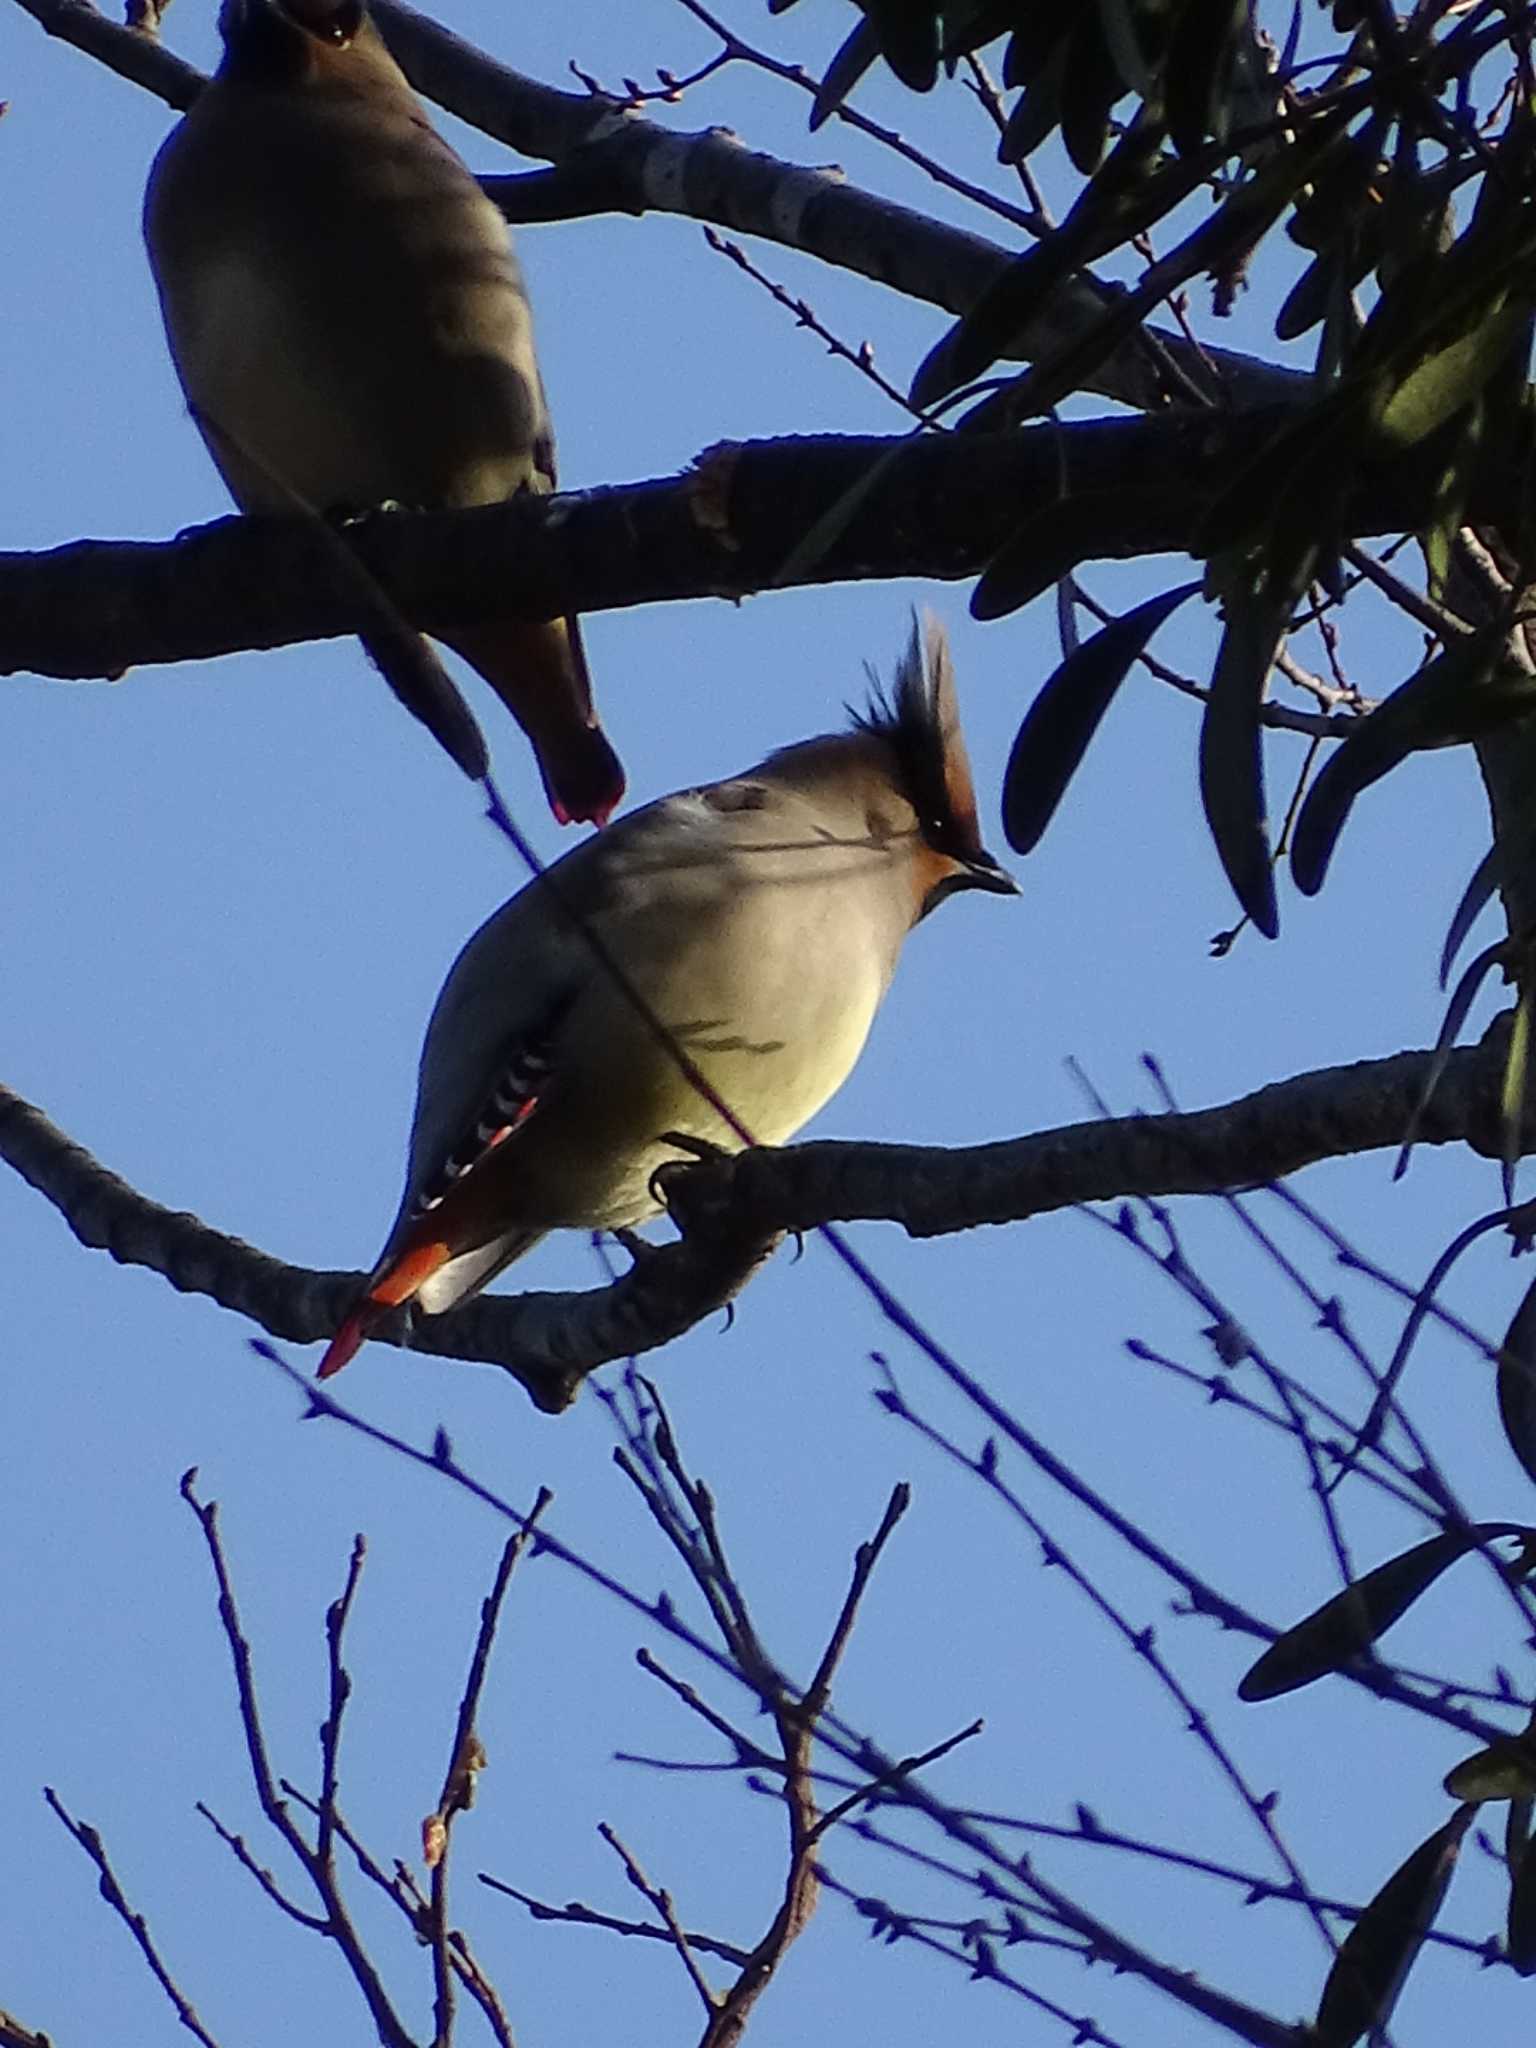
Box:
[851,611,985,864]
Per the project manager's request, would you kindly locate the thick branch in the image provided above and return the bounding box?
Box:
[1,418,1507,683]
[0,1040,1511,1409]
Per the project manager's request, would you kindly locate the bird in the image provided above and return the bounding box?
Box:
[317,614,1016,1377]
[142,0,624,825]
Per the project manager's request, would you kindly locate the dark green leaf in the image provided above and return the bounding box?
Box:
[1312,1808,1473,2046]
[1498,1275,1536,1493]
[1508,1801,1536,1974]
[863,0,940,90]
[1371,296,1528,450]
[1238,1529,1506,1701]
[1286,125,1386,251]
[999,40,1069,162]
[1441,847,1502,988]
[940,0,1018,61]
[910,239,1077,411]
[1508,1796,1532,1874]
[1060,10,1123,173]
[1200,578,1288,939]
[1094,0,1156,99]
[1393,940,1504,1181]
[1164,0,1246,155]
[1290,633,1509,898]
[1422,398,1485,600]
[958,291,1150,430]
[1503,987,1532,1205]
[1003,0,1076,87]
[972,489,1184,619]
[1444,1738,1536,1803]
[809,17,881,129]
[1001,583,1201,853]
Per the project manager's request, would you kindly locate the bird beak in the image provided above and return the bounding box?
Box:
[958,851,1019,896]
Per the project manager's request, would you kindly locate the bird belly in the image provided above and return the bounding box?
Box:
[157,203,544,516]
[520,903,889,1231]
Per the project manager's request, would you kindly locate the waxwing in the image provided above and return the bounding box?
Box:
[143,0,624,825]
[318,615,1016,1376]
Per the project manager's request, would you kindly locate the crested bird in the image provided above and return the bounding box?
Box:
[317,615,1016,1377]
[143,0,624,824]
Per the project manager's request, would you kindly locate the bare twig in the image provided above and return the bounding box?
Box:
[599,1824,720,2019]
[479,1872,751,1964]
[179,1473,416,2048]
[194,1803,327,1931]
[424,1501,551,2048]
[43,1788,225,2048]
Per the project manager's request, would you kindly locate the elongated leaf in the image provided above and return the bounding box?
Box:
[1439,845,1500,989]
[1312,1808,1473,2047]
[972,489,1183,620]
[1445,1739,1536,1803]
[1291,633,1507,897]
[1508,1796,1532,1874]
[941,0,1019,60]
[999,41,1069,163]
[1060,10,1122,174]
[1200,579,1286,939]
[1238,1527,1517,1701]
[1003,0,1076,87]
[1002,583,1201,853]
[911,239,1076,410]
[1504,986,1532,1204]
[863,0,940,90]
[958,291,1148,431]
[1393,940,1505,1180]
[1497,1274,1536,1492]
[1165,0,1245,154]
[809,16,881,129]
[1371,296,1528,449]
[1509,1802,1536,1974]
[1095,0,1156,99]
[1276,227,1381,343]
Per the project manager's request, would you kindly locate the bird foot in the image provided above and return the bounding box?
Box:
[648,1132,740,1237]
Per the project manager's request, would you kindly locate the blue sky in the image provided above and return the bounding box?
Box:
[4,4,1534,2044]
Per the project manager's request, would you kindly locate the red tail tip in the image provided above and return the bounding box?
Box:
[317,1311,370,1380]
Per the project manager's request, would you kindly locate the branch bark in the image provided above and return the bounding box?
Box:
[0,1038,1511,1411]
[1,417,1507,683]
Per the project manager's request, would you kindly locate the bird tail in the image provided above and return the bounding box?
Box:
[445,615,625,826]
[318,1236,455,1380]
[317,1225,545,1379]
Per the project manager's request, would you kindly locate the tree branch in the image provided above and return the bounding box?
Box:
[0,1037,1513,1408]
[2,417,1511,684]
[12,0,1300,415]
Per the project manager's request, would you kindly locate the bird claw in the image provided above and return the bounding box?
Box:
[611,1226,661,1270]
[657,1129,731,1164]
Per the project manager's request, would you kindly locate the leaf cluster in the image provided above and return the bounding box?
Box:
[796,1,1536,935]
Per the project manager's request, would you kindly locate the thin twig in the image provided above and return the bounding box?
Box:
[599,1824,719,2018]
[478,1873,751,1965]
[425,1499,551,2048]
[194,1803,327,1931]
[44,1788,225,2048]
